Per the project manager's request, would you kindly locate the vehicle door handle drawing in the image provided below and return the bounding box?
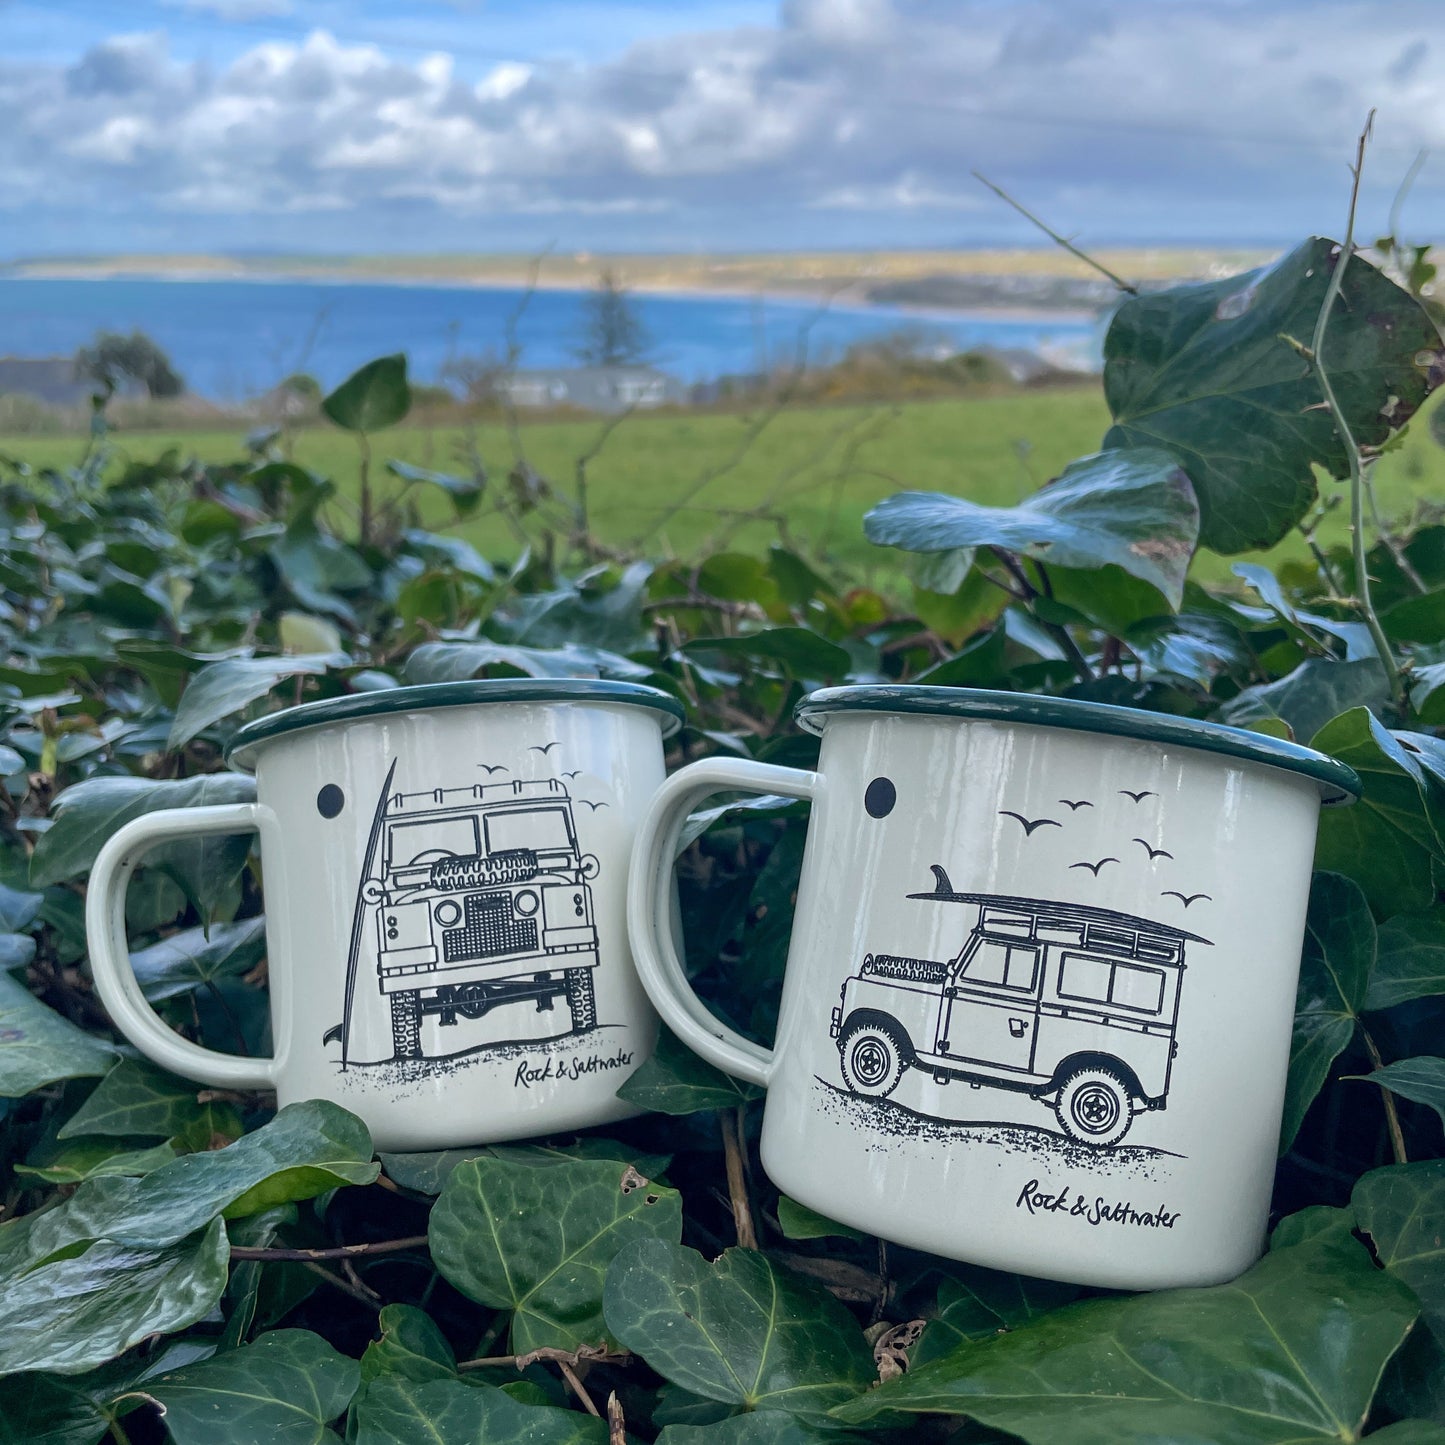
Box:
[1009,1017,1029,1038]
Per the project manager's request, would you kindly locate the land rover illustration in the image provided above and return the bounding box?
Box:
[335,773,604,1062]
[830,867,1210,1147]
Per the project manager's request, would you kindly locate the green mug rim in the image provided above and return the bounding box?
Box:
[225,678,686,770]
[795,685,1361,804]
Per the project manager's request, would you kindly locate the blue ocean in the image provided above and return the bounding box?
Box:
[0,276,1100,401]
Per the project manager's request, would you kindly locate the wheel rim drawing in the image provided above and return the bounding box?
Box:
[851,1036,892,1089]
[1071,1081,1122,1136]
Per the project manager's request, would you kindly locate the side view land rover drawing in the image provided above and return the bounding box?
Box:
[830,866,1210,1147]
[330,773,604,1063]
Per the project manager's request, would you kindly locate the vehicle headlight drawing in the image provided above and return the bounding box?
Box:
[829,864,1209,1149]
[327,760,605,1067]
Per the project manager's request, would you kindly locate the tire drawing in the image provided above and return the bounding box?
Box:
[1055,1064,1134,1147]
[838,1020,910,1099]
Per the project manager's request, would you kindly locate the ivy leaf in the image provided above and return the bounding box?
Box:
[1282,872,1374,1152]
[775,1196,863,1243]
[0,880,45,935]
[603,1242,875,1426]
[655,1416,850,1445]
[0,1365,139,1445]
[833,1222,1418,1441]
[129,917,268,1003]
[617,1027,762,1115]
[19,1099,377,1252]
[168,653,342,750]
[401,640,652,684]
[914,1268,1081,1368]
[57,1058,229,1141]
[323,355,412,434]
[147,1329,360,1445]
[352,1378,606,1445]
[1103,237,1443,553]
[1347,1057,1445,1128]
[1369,908,1445,1011]
[683,629,853,681]
[430,1154,683,1353]
[1310,709,1445,916]
[359,1304,457,1384]
[29,774,257,920]
[0,1218,230,1378]
[1354,1161,1445,1347]
[0,972,117,1098]
[16,1137,178,1186]
[384,461,484,516]
[1221,659,1389,744]
[864,447,1199,610]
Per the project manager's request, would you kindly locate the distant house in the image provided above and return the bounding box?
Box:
[0,356,144,407]
[0,357,94,407]
[494,366,687,413]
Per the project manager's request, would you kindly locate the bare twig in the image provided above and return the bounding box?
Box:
[1363,1027,1409,1166]
[559,1360,600,1417]
[229,1234,428,1262]
[720,1106,759,1249]
[573,404,637,559]
[1387,147,1430,257]
[1306,110,1406,708]
[607,1392,626,1445]
[458,1343,631,1373]
[972,171,1138,295]
[300,1259,382,1308]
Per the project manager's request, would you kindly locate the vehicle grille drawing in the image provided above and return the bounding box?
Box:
[829,865,1210,1147]
[325,759,605,1066]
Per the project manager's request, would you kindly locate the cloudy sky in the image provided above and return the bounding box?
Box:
[1,0,1442,257]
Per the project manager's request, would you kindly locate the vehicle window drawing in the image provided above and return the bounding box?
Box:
[831,866,1210,1150]
[960,937,1039,991]
[388,816,481,866]
[484,806,574,856]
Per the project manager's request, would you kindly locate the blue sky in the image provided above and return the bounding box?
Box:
[2,0,1442,256]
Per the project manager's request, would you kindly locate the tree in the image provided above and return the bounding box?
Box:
[75,329,185,399]
[576,269,650,367]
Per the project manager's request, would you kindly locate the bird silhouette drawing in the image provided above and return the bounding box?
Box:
[1058,798,1093,811]
[578,799,609,812]
[1070,857,1119,877]
[529,742,562,755]
[562,769,584,779]
[998,810,1062,836]
[1162,890,1211,907]
[476,763,509,776]
[1119,789,1158,803]
[1133,838,1174,860]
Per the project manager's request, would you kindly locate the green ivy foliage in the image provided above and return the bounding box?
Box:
[1,238,1445,1443]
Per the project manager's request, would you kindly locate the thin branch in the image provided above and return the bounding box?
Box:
[229,1234,428,1262]
[720,1106,759,1249]
[1387,147,1430,253]
[607,1392,626,1445]
[972,171,1138,295]
[1363,1027,1409,1166]
[300,1259,382,1308]
[1307,110,1405,708]
[558,1360,600,1417]
[458,1344,631,1373]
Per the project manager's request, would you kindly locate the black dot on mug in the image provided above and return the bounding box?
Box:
[316,784,345,819]
[864,776,896,819]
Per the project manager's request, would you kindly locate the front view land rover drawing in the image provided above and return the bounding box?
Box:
[336,772,604,1062]
[831,866,1210,1146]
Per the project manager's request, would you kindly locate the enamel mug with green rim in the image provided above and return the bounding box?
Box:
[627,686,1360,1289]
[85,679,683,1151]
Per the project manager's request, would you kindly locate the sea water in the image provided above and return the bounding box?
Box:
[0,276,1101,401]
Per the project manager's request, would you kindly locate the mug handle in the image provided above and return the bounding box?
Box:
[627,757,821,1089]
[85,802,279,1090]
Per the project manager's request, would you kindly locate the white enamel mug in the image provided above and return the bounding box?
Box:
[86,679,683,1151]
[628,686,1359,1289]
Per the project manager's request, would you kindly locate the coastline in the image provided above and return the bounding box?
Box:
[0,266,1103,326]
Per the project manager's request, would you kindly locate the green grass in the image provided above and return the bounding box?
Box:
[6,386,1445,594]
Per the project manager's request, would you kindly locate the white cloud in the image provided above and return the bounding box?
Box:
[1,2,1443,247]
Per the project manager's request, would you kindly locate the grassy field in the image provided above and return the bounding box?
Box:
[5,386,1445,594]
